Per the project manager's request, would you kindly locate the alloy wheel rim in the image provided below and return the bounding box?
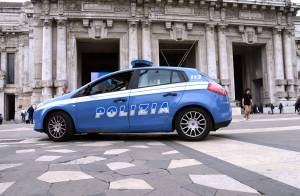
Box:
[48,115,67,138]
[180,111,206,137]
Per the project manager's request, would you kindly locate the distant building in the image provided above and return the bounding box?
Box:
[0,0,300,120]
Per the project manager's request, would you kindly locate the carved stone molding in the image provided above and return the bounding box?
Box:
[57,18,67,29]
[220,8,226,21]
[286,79,295,85]
[206,23,215,33]
[54,80,67,87]
[186,23,193,31]
[82,2,113,12]
[42,18,52,28]
[128,20,138,28]
[41,80,53,88]
[107,20,113,28]
[288,91,296,98]
[131,1,136,17]
[275,79,287,86]
[142,20,151,28]
[57,0,64,15]
[165,21,172,30]
[273,26,282,34]
[32,80,42,89]
[277,12,283,25]
[220,79,230,86]
[209,6,214,20]
[82,19,89,28]
[170,23,187,41]
[88,20,108,39]
[284,28,294,38]
[240,26,257,44]
[218,24,227,33]
[42,0,50,15]
[275,91,286,98]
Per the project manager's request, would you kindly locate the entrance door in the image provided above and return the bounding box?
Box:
[5,94,15,121]
[159,40,197,68]
[77,39,120,86]
[233,44,264,105]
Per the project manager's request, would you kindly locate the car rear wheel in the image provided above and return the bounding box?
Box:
[175,107,212,141]
[45,111,74,142]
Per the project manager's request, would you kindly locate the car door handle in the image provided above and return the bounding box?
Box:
[113,98,127,103]
[163,92,177,97]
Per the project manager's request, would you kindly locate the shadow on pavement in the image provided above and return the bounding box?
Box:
[37,132,222,143]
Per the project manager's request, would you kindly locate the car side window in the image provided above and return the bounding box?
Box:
[138,70,171,88]
[137,70,185,88]
[89,71,133,95]
[73,71,133,98]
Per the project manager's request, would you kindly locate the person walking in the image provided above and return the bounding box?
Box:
[270,103,275,115]
[27,105,34,124]
[279,103,283,114]
[21,108,26,123]
[242,88,252,120]
[0,113,3,125]
[295,96,300,114]
[62,84,69,95]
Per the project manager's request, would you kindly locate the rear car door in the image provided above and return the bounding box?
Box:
[129,69,186,132]
[73,71,133,132]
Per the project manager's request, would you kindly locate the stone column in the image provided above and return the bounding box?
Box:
[0,51,5,118]
[31,17,43,104]
[128,21,138,67]
[283,28,295,98]
[55,18,67,96]
[142,21,152,62]
[28,29,35,86]
[206,24,217,80]
[1,52,7,73]
[41,18,53,101]
[17,43,24,87]
[273,27,285,99]
[218,25,229,91]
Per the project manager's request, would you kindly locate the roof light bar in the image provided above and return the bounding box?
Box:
[131,60,153,68]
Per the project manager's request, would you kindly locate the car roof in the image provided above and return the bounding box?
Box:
[125,66,198,73]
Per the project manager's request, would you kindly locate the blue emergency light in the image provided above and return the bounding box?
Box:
[131,60,153,68]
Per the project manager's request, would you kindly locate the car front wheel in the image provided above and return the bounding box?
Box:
[45,111,74,142]
[175,107,212,141]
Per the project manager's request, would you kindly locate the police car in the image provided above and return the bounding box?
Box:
[34,61,232,142]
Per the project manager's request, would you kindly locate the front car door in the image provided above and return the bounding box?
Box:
[129,69,187,132]
[72,71,133,132]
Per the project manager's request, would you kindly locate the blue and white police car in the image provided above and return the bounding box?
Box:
[34,61,232,142]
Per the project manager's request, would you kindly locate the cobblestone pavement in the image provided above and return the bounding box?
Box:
[1,114,300,196]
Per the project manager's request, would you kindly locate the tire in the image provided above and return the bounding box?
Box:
[175,107,212,141]
[45,111,74,142]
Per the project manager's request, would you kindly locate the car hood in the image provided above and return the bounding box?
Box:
[42,92,74,105]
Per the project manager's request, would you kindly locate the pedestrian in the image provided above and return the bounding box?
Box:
[62,84,69,95]
[270,103,275,114]
[27,105,34,124]
[295,96,300,114]
[21,108,26,123]
[0,113,3,125]
[242,88,252,120]
[279,103,283,114]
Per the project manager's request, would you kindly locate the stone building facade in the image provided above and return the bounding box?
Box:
[0,0,300,120]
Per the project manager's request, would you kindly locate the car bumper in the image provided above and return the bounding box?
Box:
[214,119,231,130]
[33,109,44,132]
